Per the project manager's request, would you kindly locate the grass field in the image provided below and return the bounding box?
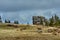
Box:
[0,23,60,40]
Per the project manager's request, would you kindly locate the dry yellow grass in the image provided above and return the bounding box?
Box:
[0,29,60,40]
[0,23,60,40]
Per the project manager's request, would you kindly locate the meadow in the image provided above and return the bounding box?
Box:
[0,23,60,40]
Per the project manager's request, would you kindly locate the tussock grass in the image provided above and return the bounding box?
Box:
[0,23,60,40]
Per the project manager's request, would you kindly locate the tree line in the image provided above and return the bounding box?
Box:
[40,14,60,27]
[0,16,19,24]
[0,14,60,27]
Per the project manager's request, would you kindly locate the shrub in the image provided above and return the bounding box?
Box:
[47,29,53,33]
[20,27,26,31]
[37,28,42,33]
[14,20,19,24]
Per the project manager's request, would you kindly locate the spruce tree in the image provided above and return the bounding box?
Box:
[49,16,54,26]
[0,16,2,23]
[54,14,59,26]
[14,20,19,24]
[5,19,10,23]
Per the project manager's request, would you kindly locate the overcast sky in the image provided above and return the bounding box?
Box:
[0,0,60,24]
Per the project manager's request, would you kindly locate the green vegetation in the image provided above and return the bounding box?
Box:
[49,14,60,27]
[0,14,60,40]
[5,19,11,23]
[14,20,19,24]
[0,16,2,23]
[0,14,60,27]
[35,14,60,27]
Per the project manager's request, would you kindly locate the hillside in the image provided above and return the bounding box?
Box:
[0,23,60,40]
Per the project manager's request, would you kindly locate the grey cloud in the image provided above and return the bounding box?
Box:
[0,8,60,24]
[0,0,60,12]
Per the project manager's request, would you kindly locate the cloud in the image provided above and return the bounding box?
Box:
[0,8,60,24]
[0,0,60,24]
[0,0,60,11]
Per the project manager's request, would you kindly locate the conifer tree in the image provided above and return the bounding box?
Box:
[5,19,10,23]
[54,14,60,26]
[0,16,2,23]
[49,16,54,26]
[14,20,19,24]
